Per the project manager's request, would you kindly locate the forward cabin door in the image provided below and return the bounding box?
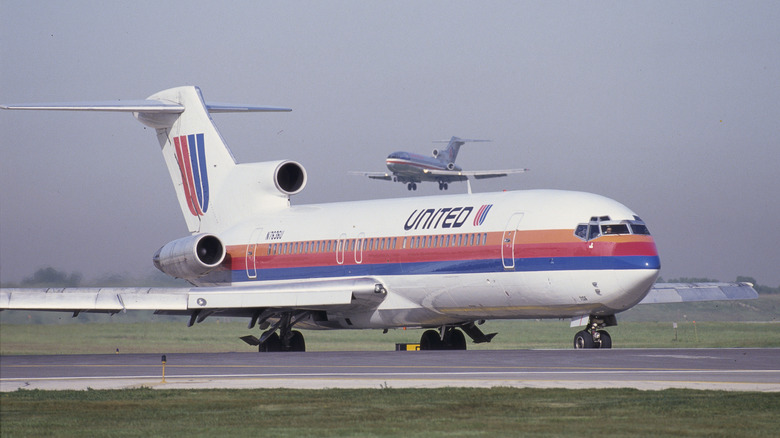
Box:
[501,213,525,270]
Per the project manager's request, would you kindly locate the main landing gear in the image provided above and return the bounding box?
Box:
[240,311,309,352]
[573,315,616,349]
[407,182,418,191]
[437,181,449,190]
[418,322,497,350]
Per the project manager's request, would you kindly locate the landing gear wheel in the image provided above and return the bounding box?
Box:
[596,330,612,349]
[288,330,306,352]
[445,329,467,350]
[573,330,594,349]
[259,332,282,352]
[420,330,442,350]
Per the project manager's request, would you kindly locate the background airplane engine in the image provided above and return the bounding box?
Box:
[447,162,456,170]
[152,234,226,279]
[432,149,439,157]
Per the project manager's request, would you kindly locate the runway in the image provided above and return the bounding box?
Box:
[2,348,779,392]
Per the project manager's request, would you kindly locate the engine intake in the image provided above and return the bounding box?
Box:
[275,161,306,195]
[153,234,226,280]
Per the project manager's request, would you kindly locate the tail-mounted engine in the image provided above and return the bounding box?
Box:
[274,160,307,195]
[153,234,226,280]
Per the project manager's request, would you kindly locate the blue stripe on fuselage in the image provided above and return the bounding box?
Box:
[229,255,661,283]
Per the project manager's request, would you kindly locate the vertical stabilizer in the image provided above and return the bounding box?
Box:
[137,86,237,234]
[435,137,490,164]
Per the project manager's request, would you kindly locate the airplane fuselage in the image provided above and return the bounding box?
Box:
[205,189,660,330]
[385,151,462,183]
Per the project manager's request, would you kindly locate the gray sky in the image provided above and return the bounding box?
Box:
[2,1,779,286]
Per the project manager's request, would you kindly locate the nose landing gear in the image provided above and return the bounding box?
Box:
[573,315,615,349]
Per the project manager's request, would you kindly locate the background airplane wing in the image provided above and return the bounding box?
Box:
[0,277,387,317]
[425,168,530,180]
[348,171,393,181]
[638,282,758,304]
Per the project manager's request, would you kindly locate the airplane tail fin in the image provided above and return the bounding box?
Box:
[2,86,299,234]
[433,137,490,164]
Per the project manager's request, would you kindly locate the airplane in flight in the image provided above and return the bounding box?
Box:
[0,86,756,352]
[351,137,529,191]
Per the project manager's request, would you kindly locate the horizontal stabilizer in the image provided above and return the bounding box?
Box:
[1,101,290,113]
[638,282,758,304]
[0,100,184,113]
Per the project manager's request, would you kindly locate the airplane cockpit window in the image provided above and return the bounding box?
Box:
[601,224,630,235]
[574,216,651,241]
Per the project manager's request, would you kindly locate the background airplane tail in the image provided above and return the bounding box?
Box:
[434,137,490,164]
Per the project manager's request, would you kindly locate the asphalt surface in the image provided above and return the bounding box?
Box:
[2,348,779,392]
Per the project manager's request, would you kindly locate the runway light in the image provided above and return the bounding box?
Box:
[161,355,167,383]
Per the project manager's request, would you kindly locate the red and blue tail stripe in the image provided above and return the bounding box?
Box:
[173,133,209,216]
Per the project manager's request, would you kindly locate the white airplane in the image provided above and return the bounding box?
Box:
[351,137,529,191]
[0,86,757,352]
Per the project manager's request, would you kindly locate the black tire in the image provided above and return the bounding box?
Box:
[445,329,467,350]
[573,330,595,349]
[420,330,441,350]
[288,330,306,352]
[259,332,282,352]
[597,330,612,349]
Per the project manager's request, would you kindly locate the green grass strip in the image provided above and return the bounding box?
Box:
[2,387,779,437]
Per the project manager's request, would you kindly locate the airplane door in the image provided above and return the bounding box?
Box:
[246,228,264,279]
[336,233,347,265]
[501,213,525,270]
[355,232,365,264]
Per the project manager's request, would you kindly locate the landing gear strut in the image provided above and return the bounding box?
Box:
[418,322,497,350]
[573,315,615,349]
[240,311,309,352]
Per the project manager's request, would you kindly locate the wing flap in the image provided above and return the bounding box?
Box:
[639,282,758,304]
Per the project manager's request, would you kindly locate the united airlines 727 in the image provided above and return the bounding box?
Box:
[0,86,756,352]
[351,137,529,191]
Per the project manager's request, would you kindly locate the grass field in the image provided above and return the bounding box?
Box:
[2,387,779,437]
[1,319,779,355]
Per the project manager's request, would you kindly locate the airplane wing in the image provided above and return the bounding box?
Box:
[348,171,393,181]
[0,277,387,321]
[425,168,530,180]
[570,282,758,327]
[637,282,758,304]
